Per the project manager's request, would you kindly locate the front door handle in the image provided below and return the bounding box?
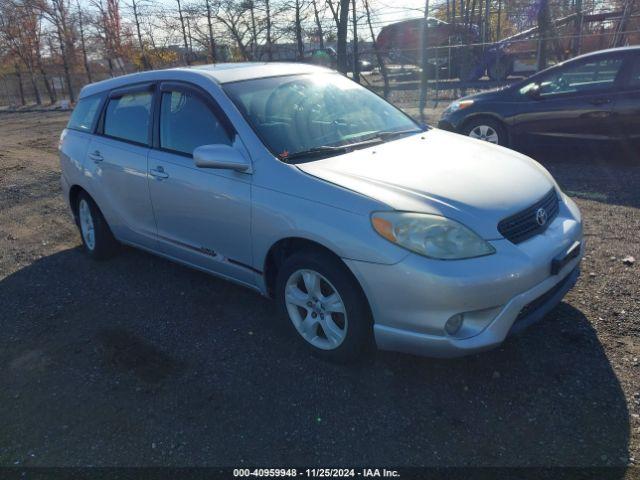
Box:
[589,97,611,106]
[88,150,103,163]
[149,166,169,180]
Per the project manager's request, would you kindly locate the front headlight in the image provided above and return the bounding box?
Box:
[444,99,474,114]
[371,212,495,260]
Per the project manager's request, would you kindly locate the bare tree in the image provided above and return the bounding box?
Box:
[14,61,26,105]
[76,0,93,81]
[264,0,272,59]
[204,0,217,62]
[363,0,388,97]
[216,0,252,60]
[128,0,151,69]
[351,0,359,82]
[293,0,305,59]
[336,0,349,72]
[0,0,42,104]
[311,0,324,48]
[176,0,191,64]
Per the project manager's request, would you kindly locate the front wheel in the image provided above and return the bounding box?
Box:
[462,118,508,147]
[275,250,373,363]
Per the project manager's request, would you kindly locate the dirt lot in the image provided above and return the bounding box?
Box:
[0,110,639,472]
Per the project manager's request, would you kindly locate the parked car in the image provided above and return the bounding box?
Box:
[301,47,375,73]
[60,63,583,362]
[376,17,481,79]
[438,46,640,149]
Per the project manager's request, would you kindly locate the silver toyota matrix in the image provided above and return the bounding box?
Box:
[59,63,583,362]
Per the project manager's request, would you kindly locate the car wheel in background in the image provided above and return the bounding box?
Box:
[275,249,373,363]
[462,118,508,147]
[76,192,119,260]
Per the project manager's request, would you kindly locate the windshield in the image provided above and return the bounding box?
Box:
[223,73,421,161]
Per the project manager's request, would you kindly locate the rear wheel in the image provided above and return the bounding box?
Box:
[275,249,373,363]
[462,118,508,147]
[76,192,119,260]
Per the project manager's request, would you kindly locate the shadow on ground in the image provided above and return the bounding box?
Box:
[0,246,630,469]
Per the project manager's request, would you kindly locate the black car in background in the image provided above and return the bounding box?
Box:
[438,46,640,151]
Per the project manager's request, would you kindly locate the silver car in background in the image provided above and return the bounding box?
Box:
[59,63,583,362]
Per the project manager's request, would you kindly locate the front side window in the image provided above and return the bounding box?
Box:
[224,73,420,159]
[160,90,231,155]
[104,91,152,145]
[626,55,640,88]
[522,57,624,97]
[68,94,103,132]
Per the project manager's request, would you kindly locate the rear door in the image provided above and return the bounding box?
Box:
[147,82,255,287]
[85,84,157,248]
[512,54,626,146]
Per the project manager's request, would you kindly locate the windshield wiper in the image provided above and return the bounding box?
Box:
[279,129,425,163]
[280,145,350,162]
[280,137,385,162]
[369,128,425,141]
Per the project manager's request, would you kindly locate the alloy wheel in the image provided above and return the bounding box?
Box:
[284,269,348,350]
[78,199,96,250]
[469,125,499,144]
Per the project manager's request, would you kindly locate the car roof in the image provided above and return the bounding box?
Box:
[79,62,333,98]
[570,45,640,60]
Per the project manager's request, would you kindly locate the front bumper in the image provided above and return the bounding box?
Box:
[344,197,583,358]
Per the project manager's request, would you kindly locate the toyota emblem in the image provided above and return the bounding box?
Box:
[535,207,548,226]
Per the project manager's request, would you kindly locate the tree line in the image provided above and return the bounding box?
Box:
[0,0,632,106]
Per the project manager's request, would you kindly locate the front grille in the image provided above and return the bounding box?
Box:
[498,189,559,244]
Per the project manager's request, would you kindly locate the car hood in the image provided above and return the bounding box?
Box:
[296,129,556,239]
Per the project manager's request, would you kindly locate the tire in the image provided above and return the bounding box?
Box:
[275,249,373,363]
[462,118,508,147]
[75,192,119,260]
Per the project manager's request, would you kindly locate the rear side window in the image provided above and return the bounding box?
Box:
[67,94,103,132]
[104,91,152,145]
[159,90,231,155]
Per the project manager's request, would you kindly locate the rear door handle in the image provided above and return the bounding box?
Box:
[589,97,611,106]
[88,150,103,163]
[149,166,169,180]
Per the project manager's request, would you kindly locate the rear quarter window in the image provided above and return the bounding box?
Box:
[67,94,103,132]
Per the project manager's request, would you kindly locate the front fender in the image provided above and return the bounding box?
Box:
[250,185,409,272]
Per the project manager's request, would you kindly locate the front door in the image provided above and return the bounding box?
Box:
[512,54,626,147]
[147,83,255,287]
[614,52,640,152]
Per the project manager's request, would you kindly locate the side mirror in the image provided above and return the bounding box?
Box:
[193,144,250,172]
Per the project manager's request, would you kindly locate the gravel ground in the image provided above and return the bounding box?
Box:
[0,110,638,472]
